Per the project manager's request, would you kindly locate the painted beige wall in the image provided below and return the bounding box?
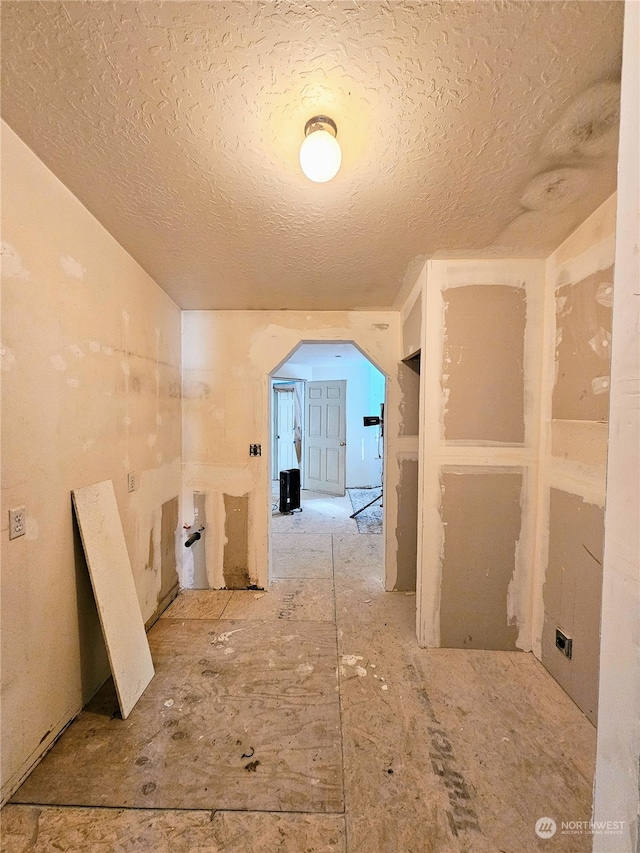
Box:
[415,258,546,650]
[181,310,407,590]
[532,194,616,724]
[1,122,182,803]
[593,1,640,846]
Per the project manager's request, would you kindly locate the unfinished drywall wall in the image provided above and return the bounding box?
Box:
[593,4,639,848]
[415,259,545,650]
[393,274,423,592]
[402,290,422,359]
[533,194,616,723]
[397,360,420,436]
[443,285,526,443]
[440,468,523,650]
[553,265,613,422]
[223,494,250,589]
[1,122,182,804]
[182,311,404,591]
[541,490,604,725]
[160,496,179,603]
[395,456,418,591]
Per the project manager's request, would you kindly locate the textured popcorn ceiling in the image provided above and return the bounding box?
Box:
[0,1,623,310]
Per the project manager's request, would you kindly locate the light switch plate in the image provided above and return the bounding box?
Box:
[127,472,137,492]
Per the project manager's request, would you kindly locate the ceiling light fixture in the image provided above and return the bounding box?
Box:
[299,115,342,183]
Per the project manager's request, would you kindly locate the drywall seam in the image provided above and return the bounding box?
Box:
[416,260,445,647]
[399,268,424,325]
[554,233,616,291]
[547,459,607,507]
[438,447,536,466]
[438,259,544,290]
[413,262,428,643]
[508,469,533,651]
[530,253,558,660]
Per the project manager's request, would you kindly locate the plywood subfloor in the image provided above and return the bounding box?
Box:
[11,619,342,813]
[5,489,597,852]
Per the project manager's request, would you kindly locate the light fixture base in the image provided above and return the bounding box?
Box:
[304,115,338,138]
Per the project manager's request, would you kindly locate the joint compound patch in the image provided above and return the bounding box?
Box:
[1,345,16,371]
[60,255,85,279]
[50,354,68,372]
[1,243,31,280]
[591,376,610,395]
[69,344,85,359]
[588,327,612,359]
[595,283,614,308]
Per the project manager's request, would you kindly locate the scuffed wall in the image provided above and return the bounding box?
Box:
[534,194,616,723]
[1,122,182,803]
[181,311,404,590]
[416,259,546,650]
[593,3,639,843]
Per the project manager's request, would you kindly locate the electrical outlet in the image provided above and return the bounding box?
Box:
[9,506,26,540]
[127,471,137,492]
[555,628,572,659]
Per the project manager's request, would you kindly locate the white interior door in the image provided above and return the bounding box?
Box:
[275,389,297,473]
[304,380,346,496]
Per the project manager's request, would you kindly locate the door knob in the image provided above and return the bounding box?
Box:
[339,441,346,446]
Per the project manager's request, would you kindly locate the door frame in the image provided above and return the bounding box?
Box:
[267,339,388,585]
[271,379,304,481]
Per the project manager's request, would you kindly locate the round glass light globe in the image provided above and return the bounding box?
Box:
[299,129,342,182]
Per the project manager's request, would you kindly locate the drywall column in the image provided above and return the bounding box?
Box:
[533,195,616,725]
[593,2,640,847]
[395,269,424,591]
[1,123,182,804]
[416,259,545,650]
[181,311,402,591]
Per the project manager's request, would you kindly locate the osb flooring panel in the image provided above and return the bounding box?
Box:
[0,807,346,852]
[12,619,343,814]
[272,533,334,578]
[223,579,335,622]
[5,502,597,853]
[160,589,232,620]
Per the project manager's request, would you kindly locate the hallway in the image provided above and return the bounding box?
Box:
[2,492,596,852]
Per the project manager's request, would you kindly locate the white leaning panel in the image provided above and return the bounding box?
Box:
[72,479,154,719]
